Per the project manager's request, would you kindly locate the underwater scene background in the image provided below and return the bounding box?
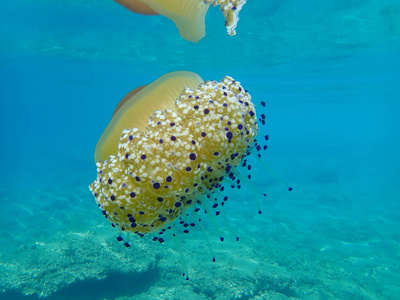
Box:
[1,0,400,299]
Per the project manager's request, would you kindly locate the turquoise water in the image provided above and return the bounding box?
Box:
[1,0,400,299]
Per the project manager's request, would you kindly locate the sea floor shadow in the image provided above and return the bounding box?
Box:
[0,267,160,300]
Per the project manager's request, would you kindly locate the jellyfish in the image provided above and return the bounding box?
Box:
[90,71,259,236]
[89,71,291,278]
[113,0,248,42]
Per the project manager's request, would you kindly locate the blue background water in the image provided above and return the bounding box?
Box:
[1,0,400,299]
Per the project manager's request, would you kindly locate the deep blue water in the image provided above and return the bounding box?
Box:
[1,0,400,299]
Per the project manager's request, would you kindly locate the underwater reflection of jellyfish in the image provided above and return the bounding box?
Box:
[89,71,270,279]
[113,0,248,42]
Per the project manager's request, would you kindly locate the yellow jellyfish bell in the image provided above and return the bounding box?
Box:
[89,71,258,238]
[112,0,158,15]
[95,71,203,162]
[113,0,247,42]
[114,0,209,42]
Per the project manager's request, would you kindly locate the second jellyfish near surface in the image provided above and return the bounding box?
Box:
[113,0,248,42]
